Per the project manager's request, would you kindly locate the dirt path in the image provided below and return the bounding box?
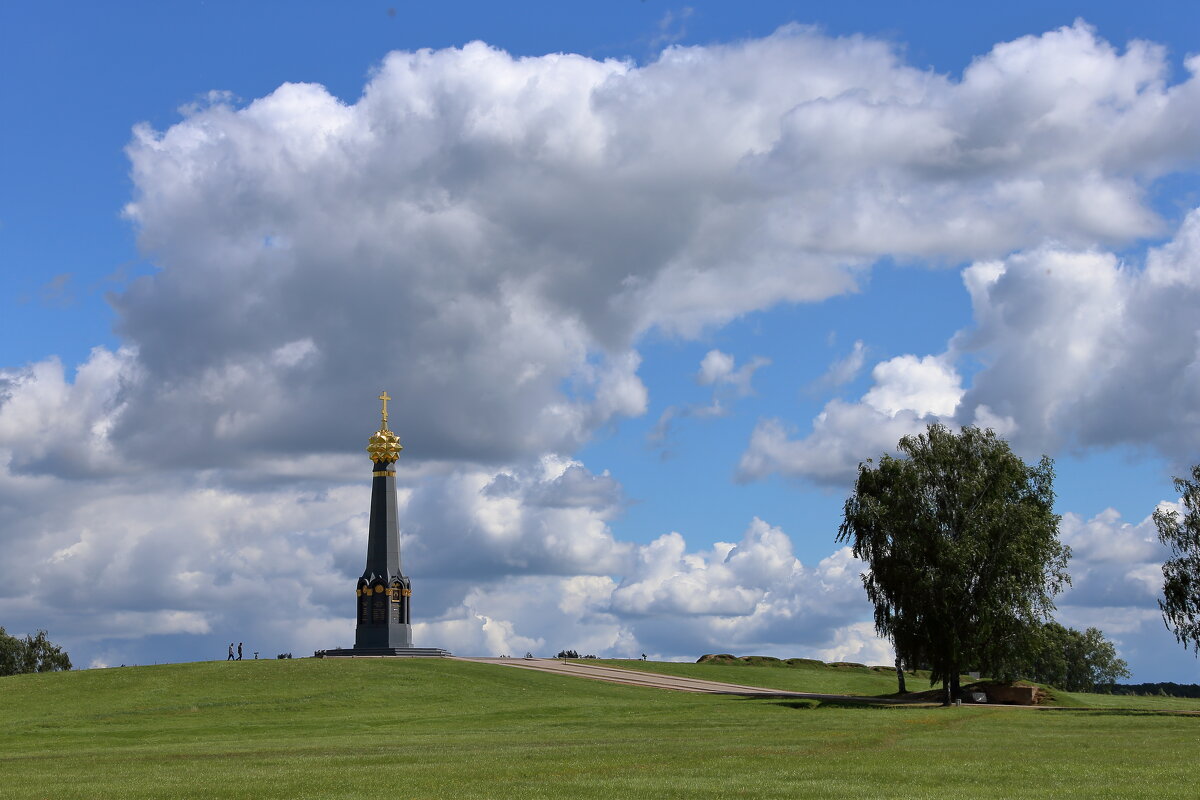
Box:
[455,657,919,705]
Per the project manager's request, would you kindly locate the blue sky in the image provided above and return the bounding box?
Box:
[2,2,1200,681]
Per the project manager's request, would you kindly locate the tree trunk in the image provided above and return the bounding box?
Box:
[895,657,906,694]
[941,680,951,706]
[950,673,961,704]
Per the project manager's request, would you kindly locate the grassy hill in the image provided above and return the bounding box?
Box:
[1,658,1197,799]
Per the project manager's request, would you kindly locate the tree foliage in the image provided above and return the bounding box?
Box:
[0,627,73,677]
[1154,464,1200,655]
[838,424,1071,704]
[1020,622,1130,692]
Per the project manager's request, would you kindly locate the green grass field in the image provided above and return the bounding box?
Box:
[2,658,1197,799]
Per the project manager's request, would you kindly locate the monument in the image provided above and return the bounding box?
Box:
[321,392,450,658]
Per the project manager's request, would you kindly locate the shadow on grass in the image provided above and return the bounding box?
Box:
[734,695,910,711]
[735,694,1198,717]
[779,700,902,711]
[1026,706,1200,718]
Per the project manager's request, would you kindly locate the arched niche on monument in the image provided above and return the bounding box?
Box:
[371,582,387,623]
[401,578,412,624]
[356,581,370,624]
[390,581,403,624]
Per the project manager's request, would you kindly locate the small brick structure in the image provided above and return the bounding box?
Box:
[982,684,1040,705]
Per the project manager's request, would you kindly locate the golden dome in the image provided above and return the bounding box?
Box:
[367,426,402,463]
[366,390,403,464]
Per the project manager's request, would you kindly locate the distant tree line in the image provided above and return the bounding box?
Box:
[1015,622,1130,692]
[556,650,598,659]
[0,627,72,676]
[1097,682,1200,699]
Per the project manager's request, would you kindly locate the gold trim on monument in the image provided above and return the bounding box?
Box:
[372,471,395,477]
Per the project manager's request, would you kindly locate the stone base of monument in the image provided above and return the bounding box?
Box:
[317,646,452,658]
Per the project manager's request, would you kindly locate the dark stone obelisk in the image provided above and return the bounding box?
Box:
[355,400,413,649]
[321,392,450,658]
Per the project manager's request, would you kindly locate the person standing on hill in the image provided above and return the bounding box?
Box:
[237,642,243,661]
[227,643,234,661]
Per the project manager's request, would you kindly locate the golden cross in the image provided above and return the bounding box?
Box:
[379,391,391,426]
